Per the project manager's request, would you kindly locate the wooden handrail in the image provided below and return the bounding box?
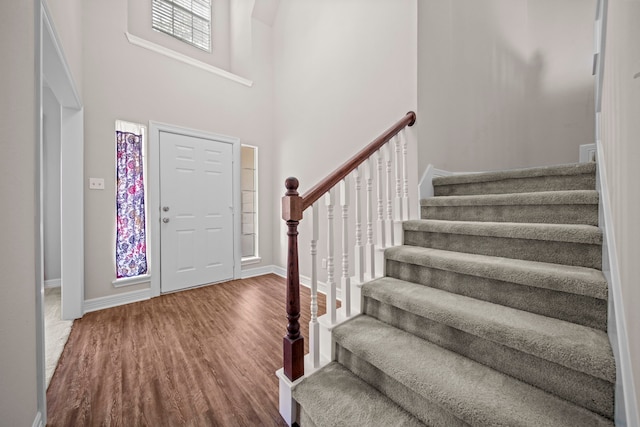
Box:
[281,111,416,382]
[301,111,416,211]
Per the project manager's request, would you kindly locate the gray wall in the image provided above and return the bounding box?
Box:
[0,2,39,425]
[418,0,596,174]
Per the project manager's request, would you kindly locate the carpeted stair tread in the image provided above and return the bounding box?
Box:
[362,277,614,383]
[433,162,595,186]
[385,245,607,300]
[334,315,613,427]
[421,190,599,207]
[292,361,425,427]
[404,219,602,245]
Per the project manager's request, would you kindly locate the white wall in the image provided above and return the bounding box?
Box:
[0,2,38,425]
[600,0,640,417]
[272,0,418,273]
[418,0,596,174]
[82,0,275,299]
[43,85,62,283]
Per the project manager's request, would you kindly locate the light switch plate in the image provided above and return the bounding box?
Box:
[89,178,105,190]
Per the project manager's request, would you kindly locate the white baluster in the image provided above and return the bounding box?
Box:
[340,179,351,318]
[376,150,386,249]
[394,135,403,221]
[309,203,320,369]
[401,130,410,220]
[365,159,376,279]
[353,167,364,284]
[385,143,395,246]
[325,188,337,324]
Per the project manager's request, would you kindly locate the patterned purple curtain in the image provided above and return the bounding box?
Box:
[116,130,148,278]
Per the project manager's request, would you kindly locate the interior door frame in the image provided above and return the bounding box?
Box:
[148,122,242,297]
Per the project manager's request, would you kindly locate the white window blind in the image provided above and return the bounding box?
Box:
[152,0,212,52]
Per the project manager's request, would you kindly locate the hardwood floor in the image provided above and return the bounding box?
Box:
[46,274,327,426]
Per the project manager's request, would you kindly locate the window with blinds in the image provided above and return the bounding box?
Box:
[152,0,212,52]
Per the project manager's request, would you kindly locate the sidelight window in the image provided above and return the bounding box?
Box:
[241,145,259,261]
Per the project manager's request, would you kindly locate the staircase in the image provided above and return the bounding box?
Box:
[292,162,615,426]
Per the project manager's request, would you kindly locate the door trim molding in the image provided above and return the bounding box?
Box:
[149,122,242,297]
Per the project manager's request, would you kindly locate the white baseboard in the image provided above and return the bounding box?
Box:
[83,288,151,314]
[44,278,61,288]
[241,264,277,279]
[596,141,639,427]
[580,143,597,163]
[32,411,44,427]
[82,267,320,314]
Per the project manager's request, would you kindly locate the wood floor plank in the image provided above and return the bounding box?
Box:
[46,274,328,426]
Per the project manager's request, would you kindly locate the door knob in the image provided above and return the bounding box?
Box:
[162,217,170,223]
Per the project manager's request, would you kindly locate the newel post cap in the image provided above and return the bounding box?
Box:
[282,177,303,221]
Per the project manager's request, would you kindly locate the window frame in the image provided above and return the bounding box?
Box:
[112,121,151,287]
[151,0,212,52]
[240,144,260,264]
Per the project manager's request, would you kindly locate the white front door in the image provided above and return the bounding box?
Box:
[159,131,235,293]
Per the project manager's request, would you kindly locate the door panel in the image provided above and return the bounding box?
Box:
[160,131,234,293]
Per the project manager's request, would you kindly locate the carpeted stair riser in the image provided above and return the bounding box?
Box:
[333,315,613,427]
[434,174,596,196]
[421,203,598,225]
[432,163,596,196]
[292,361,424,427]
[385,259,607,330]
[404,230,602,269]
[421,190,599,225]
[362,297,614,417]
[335,346,466,427]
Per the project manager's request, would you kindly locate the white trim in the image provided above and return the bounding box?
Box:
[44,279,61,288]
[148,122,242,297]
[240,264,273,279]
[84,288,152,314]
[112,274,151,288]
[124,32,253,88]
[596,141,640,427]
[241,256,262,267]
[32,411,44,427]
[60,106,84,320]
[276,368,302,426]
[36,2,46,423]
[418,164,453,201]
[579,143,597,163]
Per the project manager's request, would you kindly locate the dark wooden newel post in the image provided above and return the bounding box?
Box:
[282,177,304,381]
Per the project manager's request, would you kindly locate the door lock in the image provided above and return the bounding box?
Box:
[162,206,170,212]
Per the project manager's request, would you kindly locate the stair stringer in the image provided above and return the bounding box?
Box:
[596,142,640,427]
